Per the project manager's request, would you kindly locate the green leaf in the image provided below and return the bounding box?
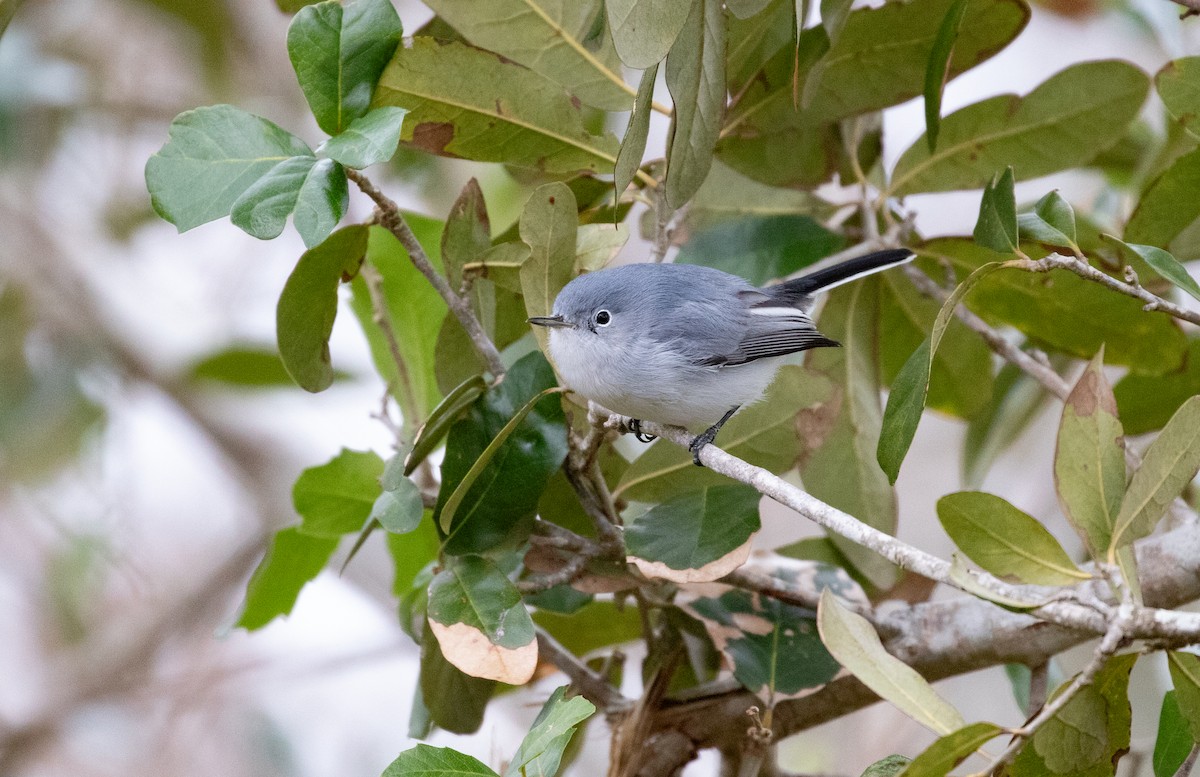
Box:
[820,0,854,45]
[1109,396,1200,555]
[439,385,564,534]
[348,221,448,420]
[1054,350,1125,560]
[276,225,368,392]
[614,63,658,198]
[441,179,491,292]
[418,623,496,734]
[293,158,348,249]
[235,527,338,630]
[286,0,402,135]
[879,271,993,421]
[897,722,1004,777]
[1114,339,1200,436]
[891,60,1149,195]
[406,374,488,476]
[427,554,537,684]
[1034,686,1109,772]
[615,365,832,502]
[1126,147,1200,260]
[1010,653,1137,777]
[229,155,317,241]
[862,756,912,777]
[1156,57,1200,140]
[689,588,841,696]
[917,238,1187,372]
[1017,190,1078,251]
[664,0,726,209]
[532,600,643,656]
[877,262,1005,483]
[318,106,407,169]
[801,280,897,589]
[520,182,579,356]
[370,455,424,534]
[293,448,384,537]
[625,485,761,582]
[1156,692,1196,777]
[382,744,498,777]
[682,160,835,235]
[923,0,969,154]
[436,352,567,555]
[947,554,1046,610]
[676,215,846,286]
[188,346,299,387]
[426,0,630,111]
[1106,237,1200,303]
[973,167,1017,254]
[817,589,965,735]
[607,0,692,68]
[726,0,794,95]
[575,224,628,273]
[937,491,1087,585]
[504,687,596,777]
[725,0,1028,130]
[373,39,620,175]
[145,105,312,232]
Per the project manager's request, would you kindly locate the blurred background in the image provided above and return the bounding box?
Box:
[0,1,1197,775]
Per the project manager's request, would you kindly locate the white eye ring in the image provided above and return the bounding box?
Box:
[594,309,612,326]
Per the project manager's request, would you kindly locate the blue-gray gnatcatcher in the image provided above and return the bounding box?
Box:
[528,249,914,465]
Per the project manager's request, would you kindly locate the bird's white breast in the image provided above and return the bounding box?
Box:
[548,328,781,431]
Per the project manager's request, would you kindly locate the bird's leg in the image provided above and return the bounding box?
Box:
[688,406,740,467]
[628,418,656,444]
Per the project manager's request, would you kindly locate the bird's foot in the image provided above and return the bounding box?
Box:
[687,430,717,467]
[629,418,656,444]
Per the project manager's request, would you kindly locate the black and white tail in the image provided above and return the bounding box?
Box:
[777,248,915,298]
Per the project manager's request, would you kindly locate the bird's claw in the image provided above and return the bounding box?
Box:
[687,432,714,467]
[629,418,657,444]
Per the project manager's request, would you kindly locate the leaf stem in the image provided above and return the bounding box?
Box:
[345,168,507,378]
[359,263,420,441]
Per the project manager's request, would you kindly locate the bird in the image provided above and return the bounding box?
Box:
[528,249,915,465]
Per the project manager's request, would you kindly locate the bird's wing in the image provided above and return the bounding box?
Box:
[694,305,839,367]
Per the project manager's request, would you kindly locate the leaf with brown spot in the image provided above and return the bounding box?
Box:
[374,39,620,175]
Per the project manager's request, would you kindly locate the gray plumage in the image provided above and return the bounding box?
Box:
[530,249,913,433]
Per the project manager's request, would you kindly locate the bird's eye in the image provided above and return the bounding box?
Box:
[594,310,612,326]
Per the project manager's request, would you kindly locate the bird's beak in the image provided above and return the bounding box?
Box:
[527,315,574,329]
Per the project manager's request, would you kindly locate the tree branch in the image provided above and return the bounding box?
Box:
[536,628,630,713]
[1011,253,1200,328]
[345,168,507,378]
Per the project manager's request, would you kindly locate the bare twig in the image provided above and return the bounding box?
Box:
[1167,0,1200,17]
[536,628,630,713]
[1011,253,1200,328]
[344,168,507,378]
[360,263,421,440]
[902,264,1072,400]
[1174,744,1200,777]
[986,605,1133,775]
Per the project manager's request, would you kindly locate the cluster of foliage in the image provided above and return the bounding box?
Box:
[144,0,1200,774]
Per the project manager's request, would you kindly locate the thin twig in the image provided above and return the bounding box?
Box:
[535,628,630,712]
[634,417,1200,642]
[986,605,1133,775]
[1167,0,1200,17]
[1174,744,1200,777]
[360,263,421,440]
[1011,253,1200,328]
[344,168,507,378]
[902,264,1072,400]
